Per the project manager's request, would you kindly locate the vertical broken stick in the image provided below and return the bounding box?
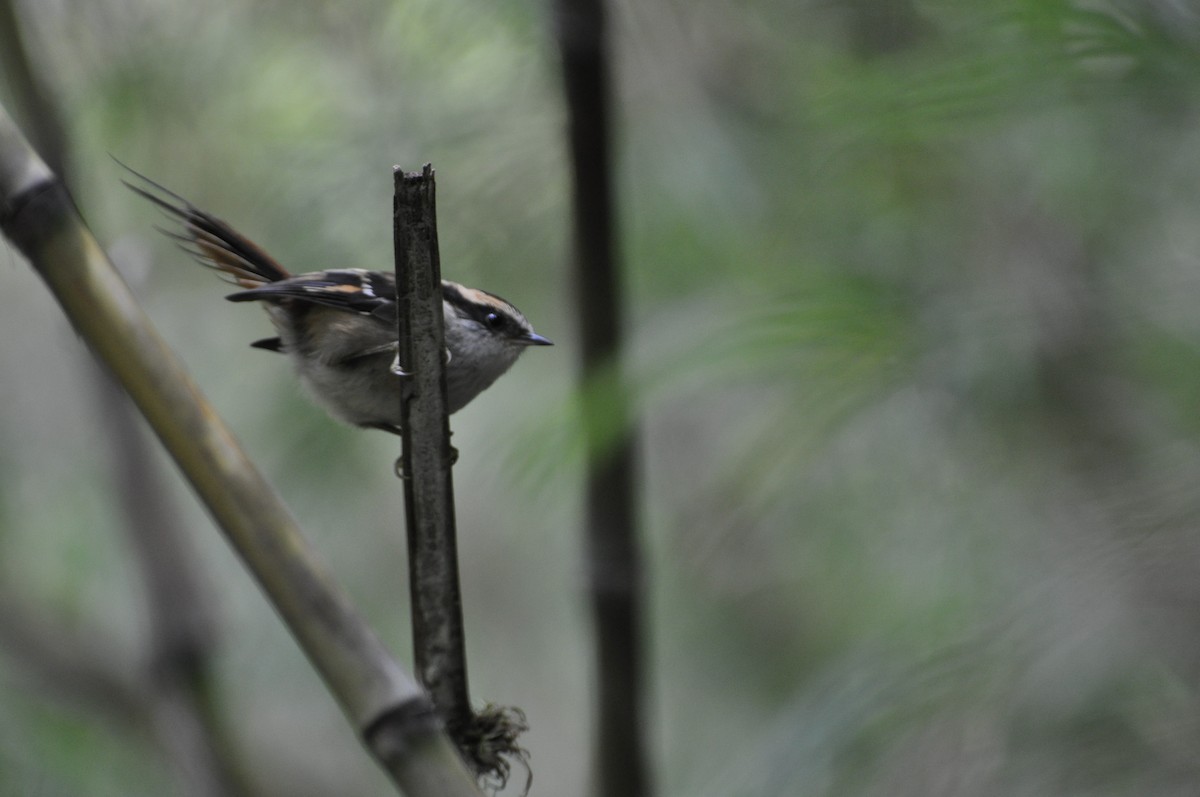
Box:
[392,166,472,735]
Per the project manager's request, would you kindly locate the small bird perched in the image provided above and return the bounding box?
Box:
[123,168,552,434]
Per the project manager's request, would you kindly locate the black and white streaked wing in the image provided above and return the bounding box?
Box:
[226,268,398,324]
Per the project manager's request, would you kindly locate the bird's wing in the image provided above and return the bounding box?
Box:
[226,269,398,324]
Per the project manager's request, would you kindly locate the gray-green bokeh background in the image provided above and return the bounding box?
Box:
[7,0,1200,794]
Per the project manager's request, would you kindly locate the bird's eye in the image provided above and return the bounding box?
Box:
[485,312,505,331]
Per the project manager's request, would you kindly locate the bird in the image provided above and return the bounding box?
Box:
[122,167,552,435]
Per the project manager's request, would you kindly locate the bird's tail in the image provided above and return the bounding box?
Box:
[119,160,291,288]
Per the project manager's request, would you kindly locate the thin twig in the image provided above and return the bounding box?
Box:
[554,0,651,794]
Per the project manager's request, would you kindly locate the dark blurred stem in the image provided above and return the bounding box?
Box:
[844,0,930,58]
[555,1,650,796]
[392,167,472,735]
[94,367,253,797]
[0,579,240,797]
[0,587,143,720]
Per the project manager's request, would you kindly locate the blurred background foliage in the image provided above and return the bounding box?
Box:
[5,0,1200,794]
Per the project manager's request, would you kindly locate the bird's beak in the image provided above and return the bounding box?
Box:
[523,332,554,346]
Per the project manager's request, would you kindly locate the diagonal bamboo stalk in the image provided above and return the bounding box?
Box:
[0,104,482,797]
[0,4,242,791]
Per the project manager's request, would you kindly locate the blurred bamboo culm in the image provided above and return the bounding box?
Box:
[555,0,652,795]
[0,3,243,794]
[0,104,484,797]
